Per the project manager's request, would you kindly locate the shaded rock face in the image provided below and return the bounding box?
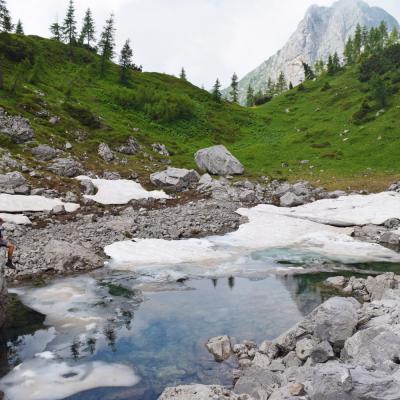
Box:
[0,108,35,143]
[195,145,244,175]
[48,158,84,177]
[150,167,200,191]
[44,240,104,273]
[229,0,399,104]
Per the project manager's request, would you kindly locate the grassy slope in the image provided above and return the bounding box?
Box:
[0,34,399,190]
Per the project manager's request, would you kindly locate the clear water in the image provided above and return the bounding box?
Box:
[2,249,400,400]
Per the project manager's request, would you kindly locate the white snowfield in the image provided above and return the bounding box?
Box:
[105,192,400,269]
[0,194,79,213]
[76,176,170,205]
[0,213,31,225]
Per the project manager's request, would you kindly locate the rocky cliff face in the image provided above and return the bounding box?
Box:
[230,0,399,104]
[0,268,7,328]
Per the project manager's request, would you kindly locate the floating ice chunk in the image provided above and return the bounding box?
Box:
[279,192,400,226]
[76,176,170,205]
[0,357,139,400]
[0,213,31,224]
[0,194,79,213]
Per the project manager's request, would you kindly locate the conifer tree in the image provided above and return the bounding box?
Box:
[289,82,294,90]
[15,19,24,35]
[230,73,239,103]
[62,0,77,45]
[50,21,62,41]
[246,85,254,107]
[119,39,133,84]
[266,77,275,97]
[180,67,187,81]
[388,27,399,46]
[378,21,389,48]
[314,60,325,76]
[276,71,287,94]
[98,14,116,77]
[0,0,12,33]
[344,36,354,65]
[212,79,222,102]
[79,8,96,47]
[353,24,363,58]
[302,62,315,80]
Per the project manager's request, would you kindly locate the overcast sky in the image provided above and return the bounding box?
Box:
[8,0,400,88]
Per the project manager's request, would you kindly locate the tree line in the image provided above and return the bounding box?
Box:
[0,0,24,35]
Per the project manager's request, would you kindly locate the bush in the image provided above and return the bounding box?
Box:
[254,94,272,106]
[64,103,102,128]
[0,33,35,63]
[112,87,195,122]
[352,100,374,124]
[321,82,331,92]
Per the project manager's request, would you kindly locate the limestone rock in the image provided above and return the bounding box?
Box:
[80,179,96,195]
[159,385,242,400]
[280,192,303,207]
[150,167,200,191]
[0,107,35,143]
[31,144,59,161]
[48,158,84,177]
[118,137,140,155]
[0,172,27,194]
[152,143,169,156]
[98,143,115,162]
[205,335,232,362]
[44,240,104,273]
[195,145,244,175]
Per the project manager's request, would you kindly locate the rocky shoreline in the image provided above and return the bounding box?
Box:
[161,272,400,400]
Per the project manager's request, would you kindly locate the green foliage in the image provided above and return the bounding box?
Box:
[119,39,133,85]
[98,14,115,76]
[29,55,46,84]
[370,74,388,108]
[302,62,315,81]
[212,79,222,102]
[64,102,102,128]
[0,0,12,33]
[79,8,96,47]
[180,67,187,81]
[10,58,30,93]
[352,100,373,124]
[230,73,239,103]
[62,0,77,45]
[15,20,23,35]
[246,85,255,107]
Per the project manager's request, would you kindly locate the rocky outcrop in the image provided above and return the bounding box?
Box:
[195,145,244,175]
[44,240,104,273]
[48,158,84,177]
[0,267,7,328]
[150,167,200,191]
[0,172,29,194]
[98,143,115,162]
[31,144,60,161]
[227,0,399,104]
[118,137,140,155]
[0,108,35,143]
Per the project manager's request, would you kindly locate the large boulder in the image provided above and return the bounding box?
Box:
[98,143,115,162]
[313,297,360,351]
[0,267,7,328]
[48,158,84,177]
[159,385,242,400]
[0,108,35,143]
[0,172,27,194]
[31,144,59,161]
[205,335,232,362]
[44,240,104,273]
[150,167,200,191]
[194,145,244,175]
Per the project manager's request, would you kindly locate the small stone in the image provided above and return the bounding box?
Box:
[289,383,306,396]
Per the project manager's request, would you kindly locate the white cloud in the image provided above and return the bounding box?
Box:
[8,0,400,88]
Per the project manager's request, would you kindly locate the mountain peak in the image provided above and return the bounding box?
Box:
[229,0,399,104]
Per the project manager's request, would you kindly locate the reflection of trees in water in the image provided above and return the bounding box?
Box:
[86,337,97,355]
[212,278,218,288]
[71,339,81,360]
[228,277,235,290]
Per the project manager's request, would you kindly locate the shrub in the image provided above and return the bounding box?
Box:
[321,82,331,92]
[352,100,374,124]
[64,103,102,128]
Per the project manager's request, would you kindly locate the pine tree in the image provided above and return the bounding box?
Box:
[98,14,116,76]
[62,0,77,45]
[15,19,24,35]
[378,21,389,48]
[0,0,12,33]
[246,85,255,107]
[314,60,325,76]
[266,77,275,97]
[212,79,222,102]
[289,82,294,90]
[229,73,239,103]
[276,71,287,94]
[331,52,341,73]
[180,67,187,81]
[388,27,399,46]
[79,8,96,47]
[344,36,354,65]
[119,39,133,84]
[353,24,363,59]
[50,21,62,41]
[302,62,315,80]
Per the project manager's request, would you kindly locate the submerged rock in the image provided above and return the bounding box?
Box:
[195,145,244,175]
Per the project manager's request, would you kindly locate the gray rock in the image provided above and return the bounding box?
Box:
[65,142,72,150]
[380,232,400,246]
[325,276,347,289]
[44,240,103,273]
[150,167,200,191]
[280,192,303,207]
[0,108,35,143]
[31,144,59,161]
[48,158,84,177]
[327,190,347,199]
[205,335,232,362]
[118,137,140,155]
[195,145,244,175]
[292,182,310,196]
[152,143,169,156]
[49,116,60,125]
[0,171,27,193]
[310,340,334,363]
[365,273,396,301]
[295,337,317,361]
[198,173,213,186]
[98,143,115,162]
[259,341,279,360]
[102,171,121,180]
[159,385,242,400]
[14,184,30,195]
[313,297,360,351]
[80,179,96,195]
[0,267,7,328]
[384,218,400,229]
[51,205,66,215]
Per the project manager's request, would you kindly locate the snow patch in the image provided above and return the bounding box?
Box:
[0,357,139,400]
[76,176,170,205]
[0,194,79,213]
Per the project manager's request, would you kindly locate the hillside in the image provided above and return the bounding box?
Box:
[0,33,400,191]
